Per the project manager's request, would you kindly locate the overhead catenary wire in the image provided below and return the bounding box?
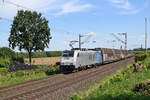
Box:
[1,0,73,34]
[1,0,78,48]
[0,16,13,22]
[2,0,55,18]
[3,0,31,10]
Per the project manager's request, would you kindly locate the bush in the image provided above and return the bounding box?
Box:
[34,66,61,75]
[0,58,10,68]
[32,52,47,58]
[0,47,24,65]
[15,71,25,77]
[108,66,133,84]
[15,51,62,58]
[46,51,62,57]
[70,94,82,100]
[133,80,150,95]
[12,55,24,64]
[135,52,150,62]
[0,47,15,59]
[0,68,8,74]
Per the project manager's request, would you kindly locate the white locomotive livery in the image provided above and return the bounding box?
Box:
[60,48,133,73]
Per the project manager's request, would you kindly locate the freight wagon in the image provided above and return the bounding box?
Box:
[60,48,133,73]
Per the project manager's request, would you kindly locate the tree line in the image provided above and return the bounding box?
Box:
[0,47,62,68]
[17,51,62,58]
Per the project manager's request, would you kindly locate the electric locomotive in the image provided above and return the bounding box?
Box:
[60,48,133,73]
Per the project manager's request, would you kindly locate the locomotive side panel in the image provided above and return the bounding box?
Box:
[75,51,97,68]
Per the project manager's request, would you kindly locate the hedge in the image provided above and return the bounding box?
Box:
[0,58,10,68]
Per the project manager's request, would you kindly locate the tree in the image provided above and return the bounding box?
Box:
[8,10,51,65]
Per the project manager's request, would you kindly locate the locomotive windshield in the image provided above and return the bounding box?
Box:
[62,51,74,57]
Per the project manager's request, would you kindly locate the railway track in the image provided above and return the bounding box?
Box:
[0,57,134,100]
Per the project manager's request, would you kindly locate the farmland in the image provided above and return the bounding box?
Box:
[25,57,61,66]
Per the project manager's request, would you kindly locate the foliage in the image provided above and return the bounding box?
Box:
[135,52,150,69]
[0,68,8,74]
[142,57,150,69]
[133,80,150,95]
[0,47,25,68]
[15,70,25,77]
[0,47,15,59]
[135,52,148,62]
[12,55,24,64]
[70,94,82,100]
[0,58,10,68]
[34,65,61,75]
[17,51,62,58]
[32,52,47,58]
[45,66,61,75]
[46,51,62,57]
[8,10,51,65]
[0,65,61,87]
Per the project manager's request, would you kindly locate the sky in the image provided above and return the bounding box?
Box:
[0,0,150,51]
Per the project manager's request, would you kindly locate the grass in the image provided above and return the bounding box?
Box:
[25,57,61,66]
[70,65,150,100]
[0,72,46,87]
[0,66,61,88]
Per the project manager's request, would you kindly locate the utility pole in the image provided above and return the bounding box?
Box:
[145,17,148,52]
[79,34,85,50]
[141,44,143,49]
[79,34,81,50]
[125,32,127,50]
[78,33,95,50]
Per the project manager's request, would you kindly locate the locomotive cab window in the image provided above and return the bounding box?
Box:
[62,51,74,57]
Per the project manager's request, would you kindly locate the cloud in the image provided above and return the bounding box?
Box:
[0,0,93,18]
[111,0,123,4]
[87,32,95,37]
[120,9,139,15]
[56,0,92,16]
[0,0,58,18]
[110,0,132,10]
[109,0,146,15]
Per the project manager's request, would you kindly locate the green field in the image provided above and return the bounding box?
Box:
[0,66,61,87]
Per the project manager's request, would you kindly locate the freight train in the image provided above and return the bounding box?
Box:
[60,48,134,73]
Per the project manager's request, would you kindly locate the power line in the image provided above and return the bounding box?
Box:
[2,0,55,18]
[3,0,33,10]
[1,0,75,37]
[111,32,127,50]
[0,17,13,22]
